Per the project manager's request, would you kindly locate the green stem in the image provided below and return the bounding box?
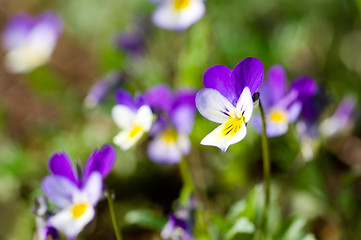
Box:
[259,100,271,239]
[179,157,196,191]
[106,189,123,240]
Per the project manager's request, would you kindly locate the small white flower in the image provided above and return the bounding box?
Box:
[152,0,206,31]
[112,105,154,150]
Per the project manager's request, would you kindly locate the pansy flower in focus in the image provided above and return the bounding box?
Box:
[41,145,116,239]
[195,57,264,152]
[2,11,62,73]
[253,65,317,137]
[112,90,154,150]
[144,85,196,164]
[151,0,206,31]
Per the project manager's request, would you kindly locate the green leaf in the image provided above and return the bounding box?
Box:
[124,209,167,232]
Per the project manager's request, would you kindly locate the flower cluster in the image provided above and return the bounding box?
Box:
[111,84,197,164]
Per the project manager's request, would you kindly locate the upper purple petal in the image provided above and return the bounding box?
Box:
[115,89,137,109]
[171,89,196,133]
[144,84,173,113]
[2,13,36,50]
[82,144,116,182]
[259,65,287,107]
[173,89,197,110]
[48,152,78,184]
[203,65,236,104]
[291,76,317,97]
[171,106,196,134]
[37,11,62,38]
[231,57,264,97]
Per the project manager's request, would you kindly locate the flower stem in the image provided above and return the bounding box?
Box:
[179,157,196,202]
[259,100,271,239]
[106,189,123,240]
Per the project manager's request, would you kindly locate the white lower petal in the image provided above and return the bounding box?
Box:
[113,127,144,151]
[152,0,205,31]
[147,135,183,164]
[236,87,254,122]
[111,105,136,129]
[49,204,95,239]
[201,121,247,152]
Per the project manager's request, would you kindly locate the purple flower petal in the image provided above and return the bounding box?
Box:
[37,11,62,38]
[334,96,355,122]
[231,57,264,97]
[259,65,287,108]
[171,106,196,134]
[173,89,197,110]
[203,65,236,104]
[115,89,136,109]
[41,175,79,208]
[287,101,302,123]
[291,76,317,97]
[2,13,36,50]
[48,152,78,185]
[144,84,173,113]
[82,144,116,182]
[171,89,196,134]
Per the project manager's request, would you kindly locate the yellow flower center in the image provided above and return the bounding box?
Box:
[72,203,87,218]
[162,129,177,143]
[129,125,143,138]
[222,116,245,137]
[269,110,288,123]
[174,0,191,10]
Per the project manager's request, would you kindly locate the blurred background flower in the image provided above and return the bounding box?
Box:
[2,11,62,73]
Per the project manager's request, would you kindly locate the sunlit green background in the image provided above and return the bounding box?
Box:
[1,0,361,239]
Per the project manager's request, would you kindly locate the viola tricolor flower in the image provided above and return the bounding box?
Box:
[112,90,154,150]
[320,96,356,137]
[152,0,206,31]
[144,85,196,164]
[2,11,62,73]
[253,65,317,137]
[161,198,196,240]
[195,57,264,152]
[41,145,116,239]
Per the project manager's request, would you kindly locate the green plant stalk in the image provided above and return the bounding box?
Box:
[179,157,196,191]
[259,100,271,239]
[107,189,123,240]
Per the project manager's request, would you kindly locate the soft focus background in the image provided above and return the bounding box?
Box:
[1,0,361,239]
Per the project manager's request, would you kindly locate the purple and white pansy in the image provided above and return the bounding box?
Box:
[2,11,62,73]
[144,85,196,164]
[253,65,317,137]
[41,145,116,239]
[151,0,206,31]
[195,57,264,152]
[111,90,154,150]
